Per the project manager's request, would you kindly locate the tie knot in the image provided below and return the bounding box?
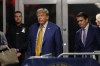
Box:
[40,26,43,30]
[40,25,43,28]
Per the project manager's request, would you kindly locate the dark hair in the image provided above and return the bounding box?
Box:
[76,12,88,19]
[14,11,22,15]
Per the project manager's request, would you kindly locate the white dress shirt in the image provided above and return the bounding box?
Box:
[81,23,89,44]
[36,21,48,51]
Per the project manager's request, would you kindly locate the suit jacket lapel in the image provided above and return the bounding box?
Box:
[85,24,92,47]
[42,22,50,45]
[34,24,39,46]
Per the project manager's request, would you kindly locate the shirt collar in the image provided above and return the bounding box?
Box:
[42,21,48,28]
[84,23,89,31]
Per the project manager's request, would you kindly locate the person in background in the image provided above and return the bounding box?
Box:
[96,13,100,27]
[6,11,28,66]
[95,13,100,47]
[0,31,9,66]
[26,8,63,58]
[74,12,100,53]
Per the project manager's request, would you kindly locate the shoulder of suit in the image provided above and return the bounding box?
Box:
[29,22,60,29]
[48,21,60,29]
[20,23,25,27]
[29,23,39,29]
[89,24,98,30]
[90,24,97,27]
[76,29,81,34]
[31,23,38,26]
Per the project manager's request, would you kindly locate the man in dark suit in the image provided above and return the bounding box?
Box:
[74,12,100,52]
[6,11,28,66]
[27,8,63,57]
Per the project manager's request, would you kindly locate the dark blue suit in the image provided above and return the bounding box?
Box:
[75,24,100,52]
[27,21,63,57]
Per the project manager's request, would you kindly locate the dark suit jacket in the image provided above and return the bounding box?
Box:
[27,21,63,57]
[74,24,100,52]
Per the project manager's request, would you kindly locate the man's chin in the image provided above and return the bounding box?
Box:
[15,22,21,25]
[39,22,44,24]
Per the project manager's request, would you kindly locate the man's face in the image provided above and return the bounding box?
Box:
[14,13,22,24]
[96,20,100,26]
[76,17,88,28]
[37,12,49,25]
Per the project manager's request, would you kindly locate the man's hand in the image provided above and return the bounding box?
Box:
[16,52,21,57]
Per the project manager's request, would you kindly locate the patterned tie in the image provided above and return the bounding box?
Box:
[35,26,43,56]
[83,29,86,45]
